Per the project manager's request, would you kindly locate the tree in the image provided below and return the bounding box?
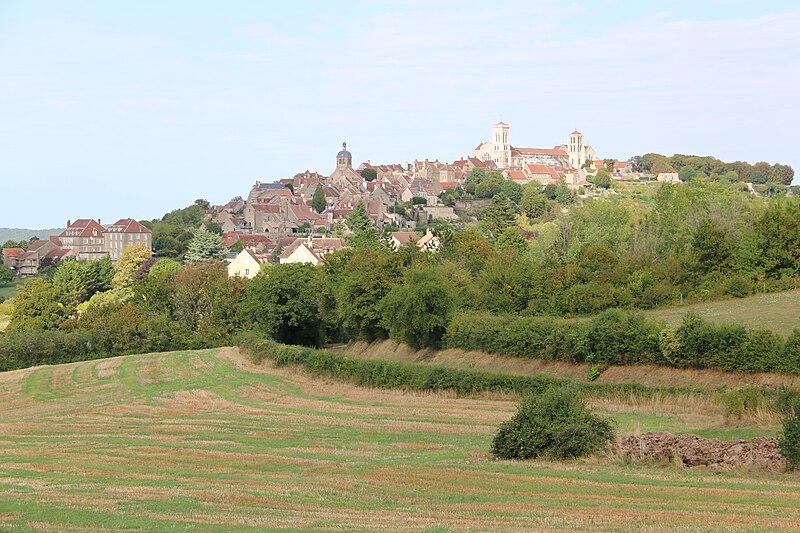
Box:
[769,164,795,185]
[361,167,377,182]
[239,263,322,346]
[171,261,245,336]
[379,265,458,349]
[346,202,378,247]
[52,256,113,304]
[184,229,227,262]
[7,278,72,332]
[311,184,327,213]
[229,239,244,253]
[0,263,14,284]
[593,169,612,189]
[482,194,517,241]
[334,249,400,340]
[519,186,547,218]
[194,198,211,209]
[205,221,223,235]
[500,179,524,203]
[475,172,504,198]
[678,166,696,182]
[112,243,153,289]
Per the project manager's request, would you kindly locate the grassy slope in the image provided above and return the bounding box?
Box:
[0,348,798,531]
[0,279,21,300]
[643,288,800,335]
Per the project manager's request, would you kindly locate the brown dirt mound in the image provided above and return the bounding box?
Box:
[617,432,785,469]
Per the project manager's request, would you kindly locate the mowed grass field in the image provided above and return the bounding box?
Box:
[1,348,800,531]
[0,280,21,300]
[644,288,800,335]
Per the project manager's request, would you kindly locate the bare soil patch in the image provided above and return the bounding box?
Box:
[617,432,785,469]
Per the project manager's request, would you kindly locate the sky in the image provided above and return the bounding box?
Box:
[1,0,799,228]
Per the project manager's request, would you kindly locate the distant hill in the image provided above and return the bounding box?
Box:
[0,228,64,244]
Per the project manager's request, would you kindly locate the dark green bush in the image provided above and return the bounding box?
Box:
[779,398,800,471]
[491,387,614,460]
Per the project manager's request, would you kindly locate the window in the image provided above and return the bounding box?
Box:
[245,269,250,276]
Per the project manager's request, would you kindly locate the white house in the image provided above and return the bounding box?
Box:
[227,248,268,278]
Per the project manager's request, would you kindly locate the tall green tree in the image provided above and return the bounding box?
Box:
[0,263,14,284]
[7,278,72,332]
[482,194,517,241]
[184,229,227,262]
[379,265,458,349]
[239,263,322,346]
[112,244,153,290]
[346,202,378,247]
[311,184,327,213]
[52,256,113,304]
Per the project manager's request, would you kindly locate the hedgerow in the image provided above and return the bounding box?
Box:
[444,310,800,375]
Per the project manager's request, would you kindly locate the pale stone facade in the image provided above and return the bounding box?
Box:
[227,249,266,278]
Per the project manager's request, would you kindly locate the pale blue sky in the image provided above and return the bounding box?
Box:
[1,1,798,228]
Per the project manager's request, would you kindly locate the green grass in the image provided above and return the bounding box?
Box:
[0,278,21,300]
[0,347,798,531]
[644,288,800,335]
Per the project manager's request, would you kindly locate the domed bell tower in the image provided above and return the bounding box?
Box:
[337,142,352,170]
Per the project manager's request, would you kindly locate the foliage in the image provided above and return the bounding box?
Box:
[0,263,15,283]
[311,184,327,213]
[52,256,113,304]
[492,387,614,460]
[239,263,322,346]
[111,243,152,290]
[332,248,400,341]
[379,265,458,349]
[345,201,378,247]
[481,194,517,241]
[7,278,72,332]
[360,167,378,182]
[184,229,227,262]
[779,398,800,471]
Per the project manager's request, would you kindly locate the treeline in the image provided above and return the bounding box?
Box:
[632,153,794,186]
[2,181,800,376]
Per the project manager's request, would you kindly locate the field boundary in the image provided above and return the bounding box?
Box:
[344,339,800,390]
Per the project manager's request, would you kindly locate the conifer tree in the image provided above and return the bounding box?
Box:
[184,229,226,262]
[311,184,327,214]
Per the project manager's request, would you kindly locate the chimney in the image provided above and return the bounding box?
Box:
[307,234,313,249]
[67,220,71,227]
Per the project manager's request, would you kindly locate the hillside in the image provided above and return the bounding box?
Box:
[0,347,798,531]
[0,227,63,243]
[643,289,800,335]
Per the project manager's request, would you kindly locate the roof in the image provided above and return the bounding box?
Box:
[253,204,281,213]
[2,247,25,258]
[256,182,287,190]
[240,234,274,248]
[506,170,528,182]
[59,219,105,238]
[337,142,352,158]
[571,130,582,135]
[527,164,560,179]
[515,147,568,157]
[105,218,151,234]
[280,237,347,262]
[391,231,420,246]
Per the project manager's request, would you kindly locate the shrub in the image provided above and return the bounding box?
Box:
[491,387,614,460]
[778,398,800,471]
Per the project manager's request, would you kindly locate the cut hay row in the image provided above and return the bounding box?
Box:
[0,347,798,531]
